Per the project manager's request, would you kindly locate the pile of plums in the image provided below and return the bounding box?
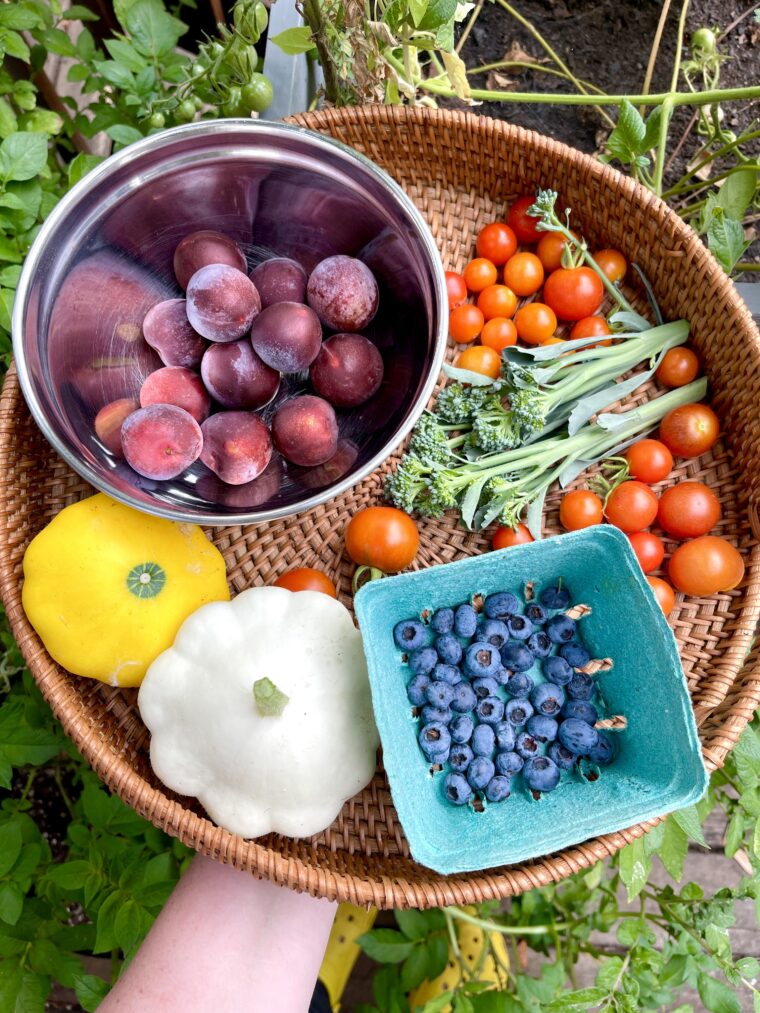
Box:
[94,230,385,486]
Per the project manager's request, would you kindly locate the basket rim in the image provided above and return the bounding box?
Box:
[2,105,760,909]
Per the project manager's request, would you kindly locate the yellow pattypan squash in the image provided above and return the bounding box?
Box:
[22,493,229,687]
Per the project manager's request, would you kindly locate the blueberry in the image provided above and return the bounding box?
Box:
[409,646,438,676]
[494,721,516,752]
[540,585,571,610]
[543,655,573,686]
[484,591,519,620]
[558,717,599,755]
[527,714,559,743]
[485,775,511,802]
[500,643,534,673]
[467,756,495,790]
[454,603,478,638]
[559,641,591,669]
[507,614,533,641]
[394,618,427,651]
[430,607,454,634]
[527,631,552,657]
[451,681,478,713]
[425,681,455,709]
[449,743,474,772]
[464,641,501,679]
[476,695,505,725]
[444,772,474,806]
[433,663,462,686]
[449,714,474,743]
[406,673,431,707]
[495,750,524,776]
[567,672,595,701]
[524,603,548,625]
[588,732,615,765]
[505,698,534,727]
[471,723,496,757]
[530,682,566,716]
[421,705,453,725]
[515,731,540,758]
[561,700,598,724]
[545,614,576,643]
[479,619,510,649]
[505,672,534,697]
[523,755,561,792]
[418,721,451,760]
[435,634,463,666]
[548,741,576,770]
[495,666,512,686]
[472,676,500,700]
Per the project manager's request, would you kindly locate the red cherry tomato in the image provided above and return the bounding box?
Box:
[570,315,612,347]
[656,347,700,388]
[648,576,676,615]
[492,523,534,549]
[628,532,665,573]
[668,536,744,596]
[624,439,673,484]
[445,271,468,309]
[503,252,544,297]
[604,480,659,533]
[559,489,604,531]
[463,258,498,293]
[476,223,518,266]
[657,482,721,539]
[659,403,720,458]
[273,567,337,597]
[449,304,485,344]
[481,317,518,352]
[543,266,604,321]
[593,249,627,283]
[345,506,419,573]
[506,195,543,244]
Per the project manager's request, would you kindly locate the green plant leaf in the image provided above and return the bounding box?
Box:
[269,25,315,54]
[606,99,646,165]
[68,152,103,186]
[1,968,49,1013]
[707,208,751,275]
[0,758,11,789]
[426,934,449,980]
[471,993,510,1012]
[717,169,757,221]
[0,5,42,30]
[395,909,430,941]
[547,986,607,1010]
[418,0,457,31]
[0,132,47,183]
[0,99,17,140]
[114,898,145,952]
[659,816,689,880]
[0,822,23,876]
[104,37,149,71]
[642,106,663,150]
[46,860,90,890]
[92,59,135,89]
[696,972,741,1013]
[372,963,409,1012]
[34,27,77,57]
[453,996,475,1013]
[400,944,432,992]
[0,28,31,61]
[63,5,102,20]
[106,124,144,147]
[672,805,708,847]
[408,0,429,26]
[122,0,186,59]
[0,882,23,925]
[73,973,110,1012]
[359,928,415,964]
[618,837,650,901]
[724,811,744,858]
[93,891,122,953]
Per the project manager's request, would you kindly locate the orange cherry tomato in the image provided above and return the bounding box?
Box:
[477,284,518,321]
[274,567,337,597]
[659,403,720,458]
[624,439,673,484]
[503,252,544,297]
[593,249,627,283]
[449,304,484,344]
[464,258,498,293]
[481,317,518,352]
[559,489,603,531]
[476,223,518,266]
[492,522,534,549]
[668,536,744,596]
[345,506,419,574]
[657,482,721,539]
[656,347,700,388]
[648,576,676,615]
[542,336,565,346]
[506,195,542,244]
[458,345,502,379]
[604,480,659,533]
[543,266,604,321]
[570,315,612,347]
[445,271,468,310]
[515,302,557,346]
[536,231,572,273]
[628,532,665,574]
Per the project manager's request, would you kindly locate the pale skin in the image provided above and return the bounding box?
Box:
[99,855,337,1013]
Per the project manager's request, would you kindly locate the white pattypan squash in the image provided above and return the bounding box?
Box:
[138,586,378,839]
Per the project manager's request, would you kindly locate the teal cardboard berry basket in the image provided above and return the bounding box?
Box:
[355,526,708,875]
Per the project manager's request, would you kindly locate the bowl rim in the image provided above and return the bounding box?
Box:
[12,118,448,526]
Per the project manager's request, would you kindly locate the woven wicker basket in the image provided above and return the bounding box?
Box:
[2,107,759,910]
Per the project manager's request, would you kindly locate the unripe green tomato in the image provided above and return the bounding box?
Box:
[241,73,273,113]
[148,112,165,129]
[233,0,267,39]
[691,27,716,53]
[175,99,197,123]
[193,94,204,110]
[221,86,242,118]
[191,61,206,78]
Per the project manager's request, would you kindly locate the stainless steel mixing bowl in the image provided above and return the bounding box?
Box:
[13,120,446,524]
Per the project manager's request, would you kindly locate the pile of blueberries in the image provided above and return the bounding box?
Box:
[392,583,615,808]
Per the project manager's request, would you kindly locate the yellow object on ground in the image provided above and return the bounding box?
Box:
[319,903,378,1011]
[22,493,229,686]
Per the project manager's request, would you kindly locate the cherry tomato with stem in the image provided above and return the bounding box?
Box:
[492,523,534,549]
[570,315,612,347]
[477,284,518,320]
[624,439,673,484]
[346,507,419,583]
[559,489,603,531]
[648,576,676,615]
[628,532,665,573]
[593,249,627,283]
[657,482,721,539]
[476,223,517,266]
[536,231,575,273]
[481,317,518,352]
[543,266,604,321]
[656,347,700,388]
[604,480,659,532]
[449,304,484,344]
[445,271,468,309]
[659,403,720,458]
[458,345,501,379]
[274,567,337,597]
[464,258,498,293]
[515,302,557,346]
[507,195,543,244]
[503,252,544,297]
[668,536,744,596]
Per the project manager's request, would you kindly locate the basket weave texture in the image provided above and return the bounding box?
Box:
[2,107,760,910]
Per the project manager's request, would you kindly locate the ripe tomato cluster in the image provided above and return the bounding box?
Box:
[446,195,625,379]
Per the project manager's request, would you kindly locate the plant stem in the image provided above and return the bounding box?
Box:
[300,0,340,105]
[652,0,690,195]
[639,0,672,112]
[467,60,607,95]
[455,0,484,54]
[736,262,760,272]
[445,906,571,936]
